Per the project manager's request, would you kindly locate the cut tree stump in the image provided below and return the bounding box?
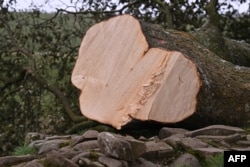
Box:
[72,15,250,129]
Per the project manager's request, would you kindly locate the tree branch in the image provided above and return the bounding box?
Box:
[1,14,84,122]
[0,69,27,93]
[0,17,37,70]
[0,86,24,104]
[153,0,173,28]
[24,67,86,122]
[55,0,141,15]
[205,0,219,27]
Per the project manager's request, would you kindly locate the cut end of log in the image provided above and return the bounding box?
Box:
[71,15,202,129]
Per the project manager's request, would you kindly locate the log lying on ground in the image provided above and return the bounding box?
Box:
[72,15,250,129]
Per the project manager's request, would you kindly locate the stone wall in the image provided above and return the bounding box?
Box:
[1,125,250,167]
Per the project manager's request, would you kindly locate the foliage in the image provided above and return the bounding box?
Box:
[0,0,249,156]
[12,145,37,156]
[68,0,250,43]
[0,10,94,155]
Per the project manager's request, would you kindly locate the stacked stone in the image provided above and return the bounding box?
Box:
[1,125,250,167]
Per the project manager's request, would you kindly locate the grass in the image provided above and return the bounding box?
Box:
[202,153,224,167]
[12,145,37,156]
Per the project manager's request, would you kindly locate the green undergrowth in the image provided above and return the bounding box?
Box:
[185,148,223,167]
[202,153,224,167]
[12,145,37,156]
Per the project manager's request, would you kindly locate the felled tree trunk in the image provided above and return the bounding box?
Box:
[71,15,250,129]
[190,24,250,67]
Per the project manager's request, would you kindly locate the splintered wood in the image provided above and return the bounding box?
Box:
[71,15,201,129]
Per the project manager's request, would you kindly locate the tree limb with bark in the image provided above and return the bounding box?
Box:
[72,15,250,129]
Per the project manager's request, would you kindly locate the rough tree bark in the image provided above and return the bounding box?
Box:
[71,15,250,129]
